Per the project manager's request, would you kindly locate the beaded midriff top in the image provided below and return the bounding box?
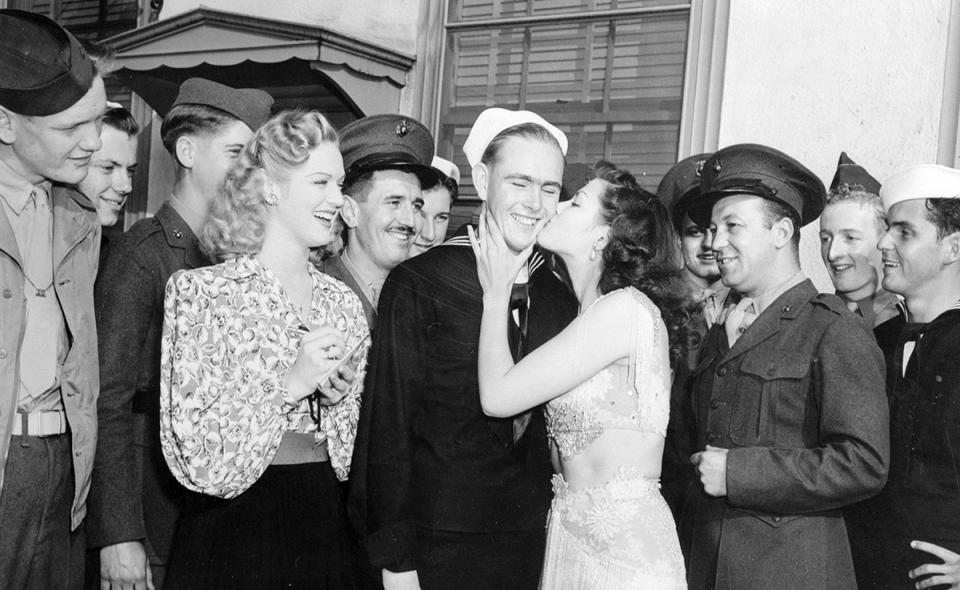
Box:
[544,287,671,460]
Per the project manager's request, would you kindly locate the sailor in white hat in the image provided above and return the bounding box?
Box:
[850,163,960,589]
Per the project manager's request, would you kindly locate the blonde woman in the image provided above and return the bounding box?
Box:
[160,110,368,589]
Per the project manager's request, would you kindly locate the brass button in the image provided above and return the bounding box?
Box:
[0,349,6,359]
[710,399,721,409]
[772,515,782,522]
[718,367,728,377]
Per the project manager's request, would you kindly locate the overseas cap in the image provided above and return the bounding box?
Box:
[463,107,567,167]
[431,156,461,187]
[880,164,960,212]
[689,143,826,228]
[172,78,274,132]
[0,9,96,116]
[656,153,711,225]
[830,152,880,195]
[339,114,437,188]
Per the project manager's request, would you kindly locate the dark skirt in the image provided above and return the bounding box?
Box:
[165,461,357,590]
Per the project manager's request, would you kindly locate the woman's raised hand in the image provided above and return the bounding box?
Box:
[283,325,346,401]
[467,204,535,303]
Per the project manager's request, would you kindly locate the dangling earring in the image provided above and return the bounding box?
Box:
[265,193,279,206]
[589,248,597,261]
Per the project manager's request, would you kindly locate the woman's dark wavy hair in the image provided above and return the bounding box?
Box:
[594,160,695,364]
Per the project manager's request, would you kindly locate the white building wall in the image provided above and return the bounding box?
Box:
[718,0,954,290]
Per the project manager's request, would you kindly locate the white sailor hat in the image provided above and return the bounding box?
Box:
[431,156,461,186]
[462,107,567,167]
[880,164,960,212]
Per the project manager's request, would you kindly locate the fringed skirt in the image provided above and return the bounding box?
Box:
[540,471,686,590]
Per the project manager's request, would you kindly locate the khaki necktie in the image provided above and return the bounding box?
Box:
[20,188,59,402]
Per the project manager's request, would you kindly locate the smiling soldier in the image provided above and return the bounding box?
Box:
[818,152,899,327]
[319,115,437,331]
[680,143,889,590]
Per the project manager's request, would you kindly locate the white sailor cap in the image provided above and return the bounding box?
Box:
[880,164,960,212]
[431,156,461,186]
[462,107,567,167]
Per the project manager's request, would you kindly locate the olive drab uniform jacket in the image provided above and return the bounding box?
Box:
[681,280,889,590]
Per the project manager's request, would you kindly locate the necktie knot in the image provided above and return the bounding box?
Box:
[510,282,529,311]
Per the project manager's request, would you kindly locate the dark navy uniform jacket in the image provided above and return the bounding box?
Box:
[349,233,578,572]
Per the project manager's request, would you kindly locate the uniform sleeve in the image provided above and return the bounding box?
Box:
[159,271,294,499]
[353,266,427,572]
[725,314,890,513]
[318,288,370,481]
[87,243,154,548]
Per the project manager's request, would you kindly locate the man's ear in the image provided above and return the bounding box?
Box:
[942,231,960,265]
[772,216,796,249]
[340,194,359,229]
[471,163,489,202]
[0,107,17,145]
[174,135,196,169]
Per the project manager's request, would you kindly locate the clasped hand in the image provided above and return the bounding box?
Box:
[467,205,534,303]
[284,325,352,404]
[690,445,729,497]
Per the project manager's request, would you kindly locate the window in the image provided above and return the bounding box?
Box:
[437,0,691,199]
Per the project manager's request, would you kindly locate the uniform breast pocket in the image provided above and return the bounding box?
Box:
[730,352,813,446]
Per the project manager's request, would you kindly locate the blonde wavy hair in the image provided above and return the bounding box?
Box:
[201,109,340,262]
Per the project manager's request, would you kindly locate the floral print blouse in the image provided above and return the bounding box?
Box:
[160,254,369,499]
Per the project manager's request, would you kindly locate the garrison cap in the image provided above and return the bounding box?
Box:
[656,153,711,225]
[339,114,437,188]
[0,9,96,116]
[463,107,568,168]
[171,78,274,132]
[688,143,826,227]
[830,152,880,195]
[880,164,960,212]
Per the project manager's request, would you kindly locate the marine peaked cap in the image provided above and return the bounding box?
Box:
[688,143,826,228]
[0,9,96,116]
[656,153,712,225]
[829,152,881,195]
[339,114,437,188]
[172,78,274,132]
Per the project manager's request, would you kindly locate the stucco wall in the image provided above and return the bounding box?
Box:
[718,0,953,290]
[160,0,423,56]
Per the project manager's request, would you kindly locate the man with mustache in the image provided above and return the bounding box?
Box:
[320,115,436,330]
[0,10,105,588]
[351,107,577,589]
[818,152,899,328]
[681,144,889,590]
[847,165,960,590]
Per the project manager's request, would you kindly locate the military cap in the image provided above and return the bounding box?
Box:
[0,9,96,116]
[688,143,826,228]
[432,156,461,187]
[656,153,711,224]
[339,114,437,187]
[172,78,274,132]
[880,164,960,212]
[463,107,568,168]
[830,152,880,195]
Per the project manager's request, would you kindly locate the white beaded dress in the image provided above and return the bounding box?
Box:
[540,287,686,589]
